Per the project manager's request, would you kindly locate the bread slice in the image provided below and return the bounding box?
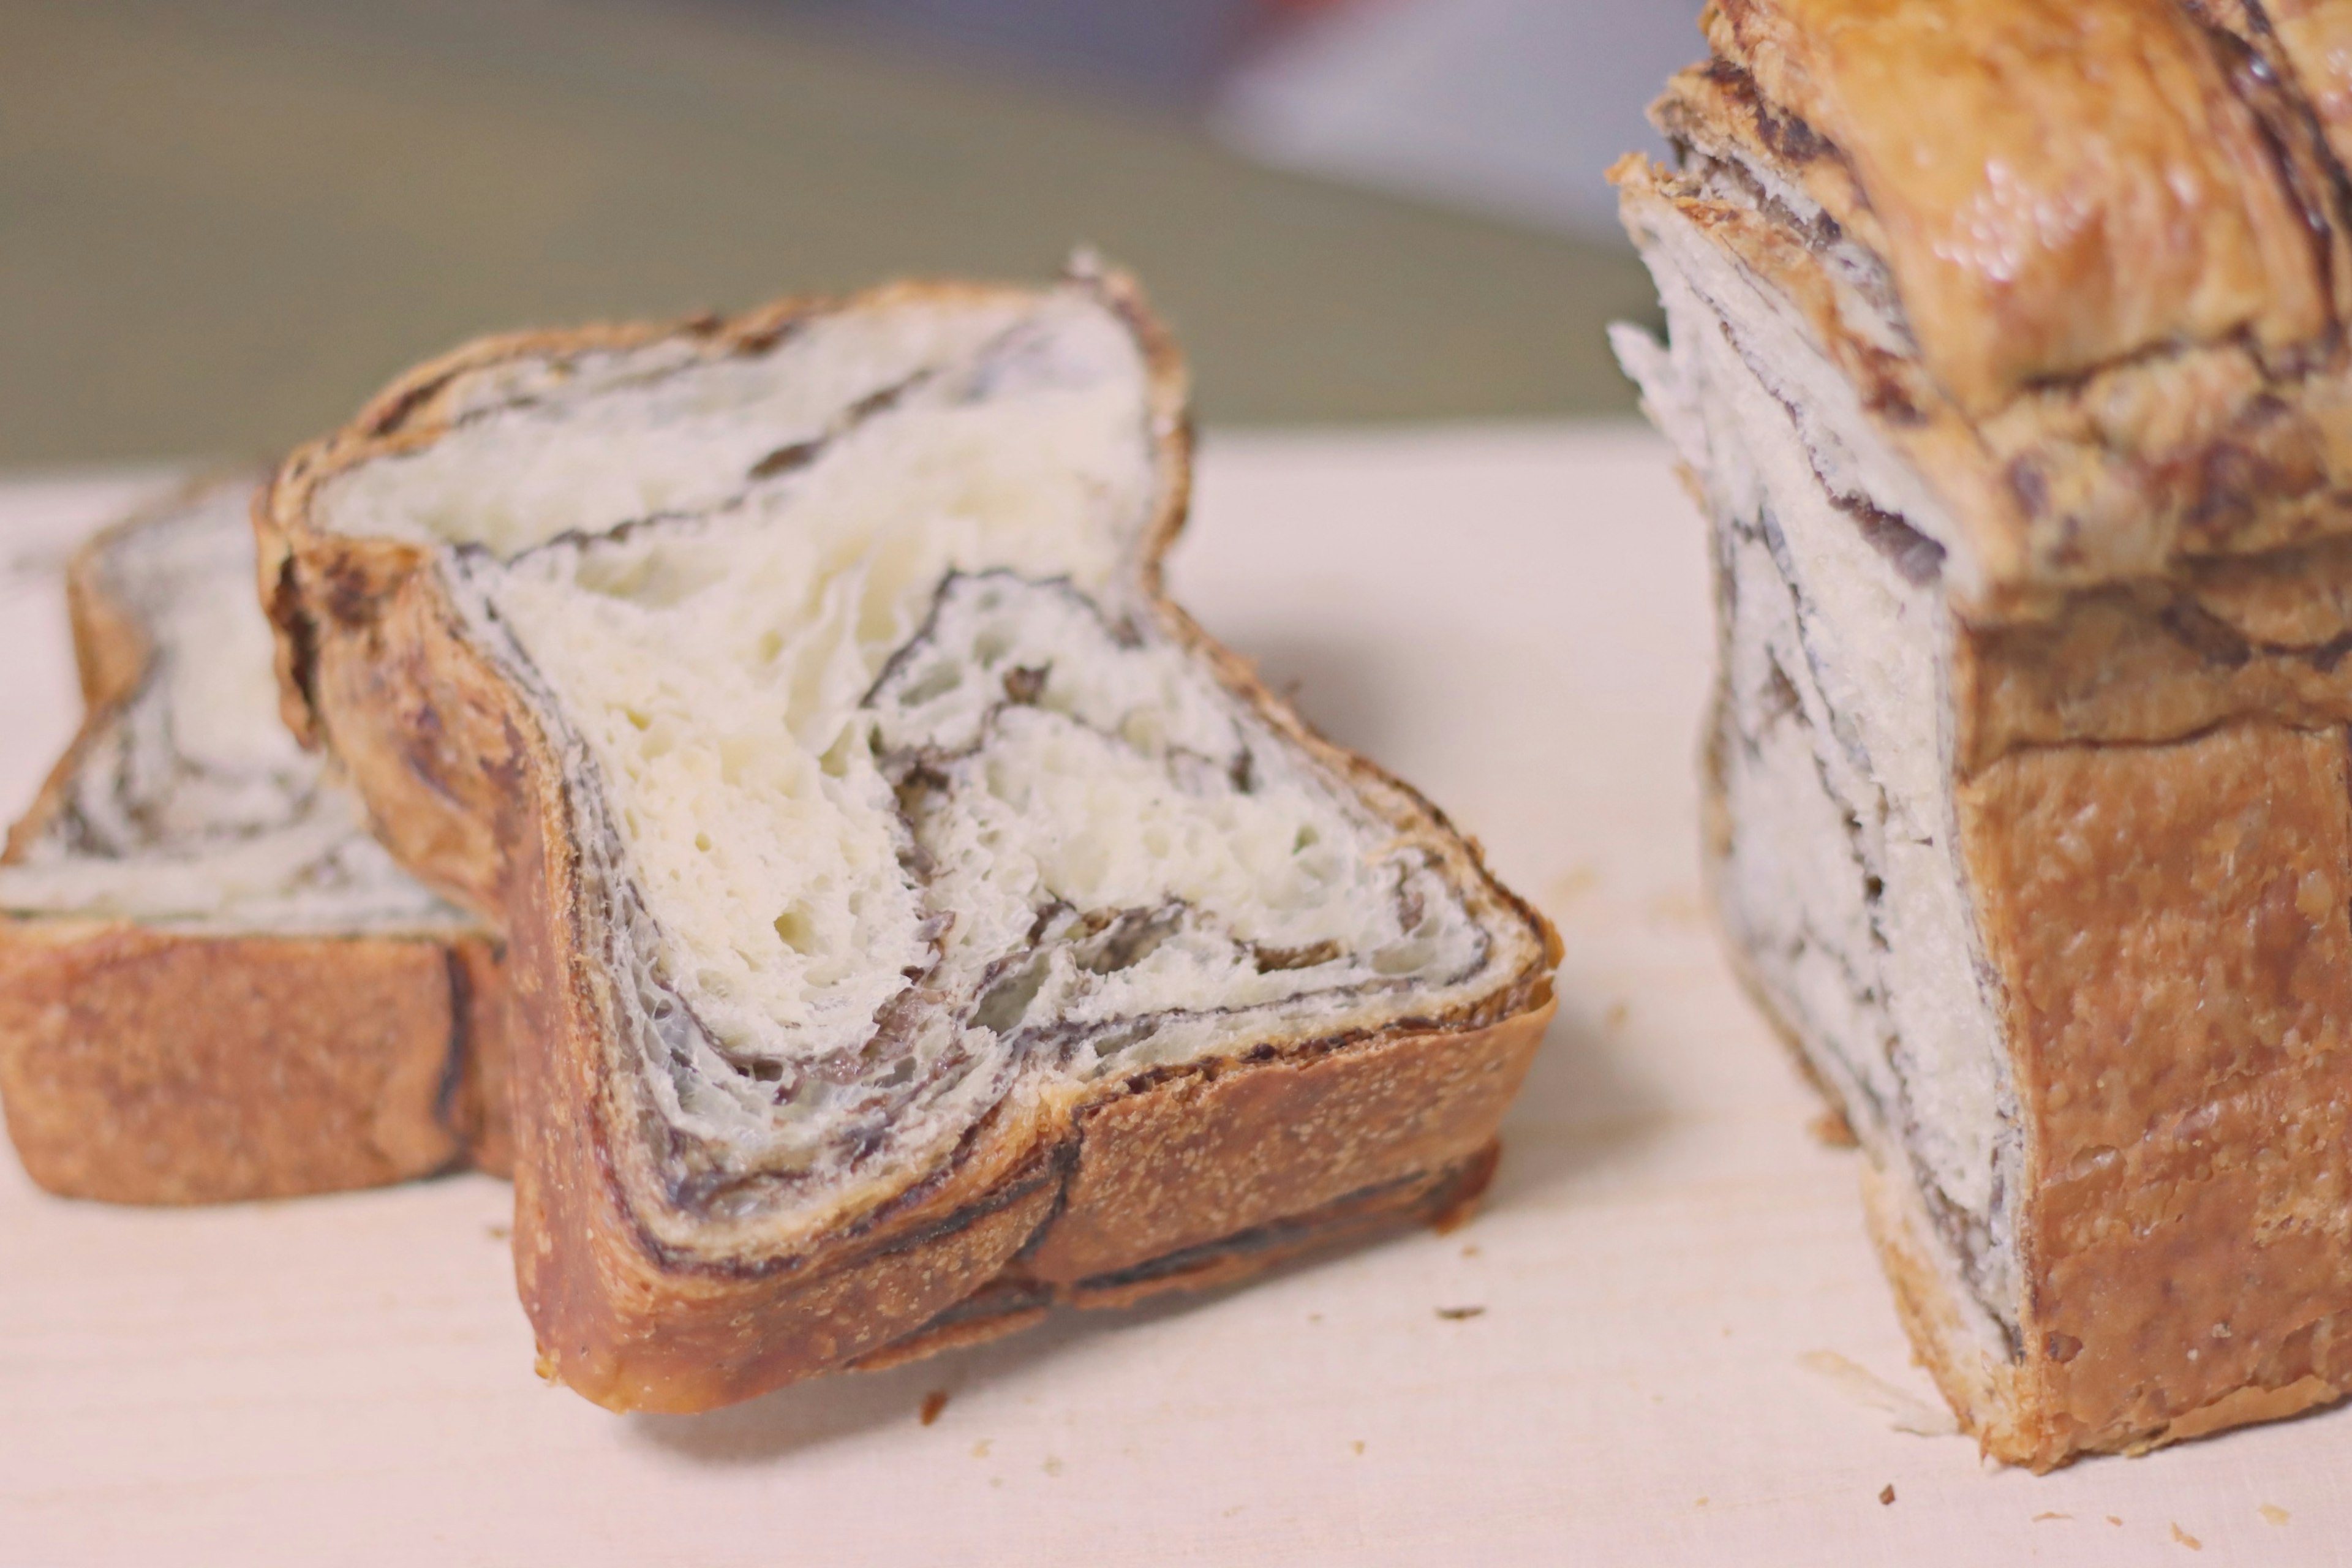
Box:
[255,266,1558,1411]
[0,476,511,1203]
[1615,0,2352,1467]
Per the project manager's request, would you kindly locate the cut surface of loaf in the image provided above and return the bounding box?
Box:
[261,270,1558,1410]
[1618,0,2352,1468]
[0,477,511,1202]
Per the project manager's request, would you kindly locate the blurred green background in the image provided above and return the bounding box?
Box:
[0,0,1656,467]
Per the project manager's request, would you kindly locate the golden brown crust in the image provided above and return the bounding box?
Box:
[1782,718,2352,1470]
[1960,721,2352,1464]
[845,1300,1050,1374]
[1951,536,2352,772]
[1623,5,2352,605]
[850,1142,1501,1373]
[1021,1007,1546,1285]
[1706,0,2330,415]
[1708,586,2352,1464]
[856,1142,1496,1373]
[0,923,502,1203]
[445,938,516,1178]
[1619,145,2352,606]
[258,268,1560,1411]
[1052,1141,1503,1310]
[2250,2,2352,170]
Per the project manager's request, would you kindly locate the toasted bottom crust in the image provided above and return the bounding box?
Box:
[1861,1148,2352,1470]
[0,922,511,1204]
[850,1141,1499,1373]
[520,991,1553,1414]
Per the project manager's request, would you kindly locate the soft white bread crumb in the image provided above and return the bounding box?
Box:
[1618,178,2021,1360]
[314,284,1535,1230]
[0,481,467,935]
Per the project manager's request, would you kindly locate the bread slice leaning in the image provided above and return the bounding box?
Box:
[258,266,1559,1411]
[0,476,511,1204]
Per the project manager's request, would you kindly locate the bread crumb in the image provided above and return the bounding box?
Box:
[1430,1186,1482,1235]
[2171,1523,2201,1550]
[970,1440,990,1458]
[2032,1512,2070,1523]
[1436,1305,1487,1321]
[1351,1441,1365,1455]
[1042,1457,1064,1477]
[1809,1109,1859,1148]
[2259,1504,2290,1526]
[2108,1516,2124,1527]
[1308,1313,1323,1323]
[486,1224,511,1240]
[1694,1497,1709,1509]
[1878,1484,1895,1506]
[919,1390,949,1426]
[1604,1001,1630,1031]
[1461,1243,1481,1258]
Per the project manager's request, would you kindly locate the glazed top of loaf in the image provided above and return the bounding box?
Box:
[1626,1,2352,606]
[1708,0,2341,415]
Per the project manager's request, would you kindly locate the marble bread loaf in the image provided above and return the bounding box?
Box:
[259,268,1559,1411]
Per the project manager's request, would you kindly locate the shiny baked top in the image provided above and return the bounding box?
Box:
[1703,0,2343,415]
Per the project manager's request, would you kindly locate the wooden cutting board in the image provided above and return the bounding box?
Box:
[0,429,2333,1566]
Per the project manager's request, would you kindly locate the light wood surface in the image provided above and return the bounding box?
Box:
[2,429,2343,1566]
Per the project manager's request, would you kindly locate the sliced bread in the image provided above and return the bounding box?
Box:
[0,476,510,1203]
[258,267,1558,1410]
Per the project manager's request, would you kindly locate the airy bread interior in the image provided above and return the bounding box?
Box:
[0,480,468,937]
[1615,171,2024,1365]
[309,283,1543,1246]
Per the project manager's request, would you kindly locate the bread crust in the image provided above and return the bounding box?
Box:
[0,923,508,1202]
[0,484,514,1203]
[855,1140,1502,1371]
[258,268,1560,1409]
[1959,720,2352,1466]
[1019,1012,1540,1286]
[1951,537,2352,772]
[1626,3,2352,609]
[1705,0,2331,415]
[1707,714,2352,1469]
